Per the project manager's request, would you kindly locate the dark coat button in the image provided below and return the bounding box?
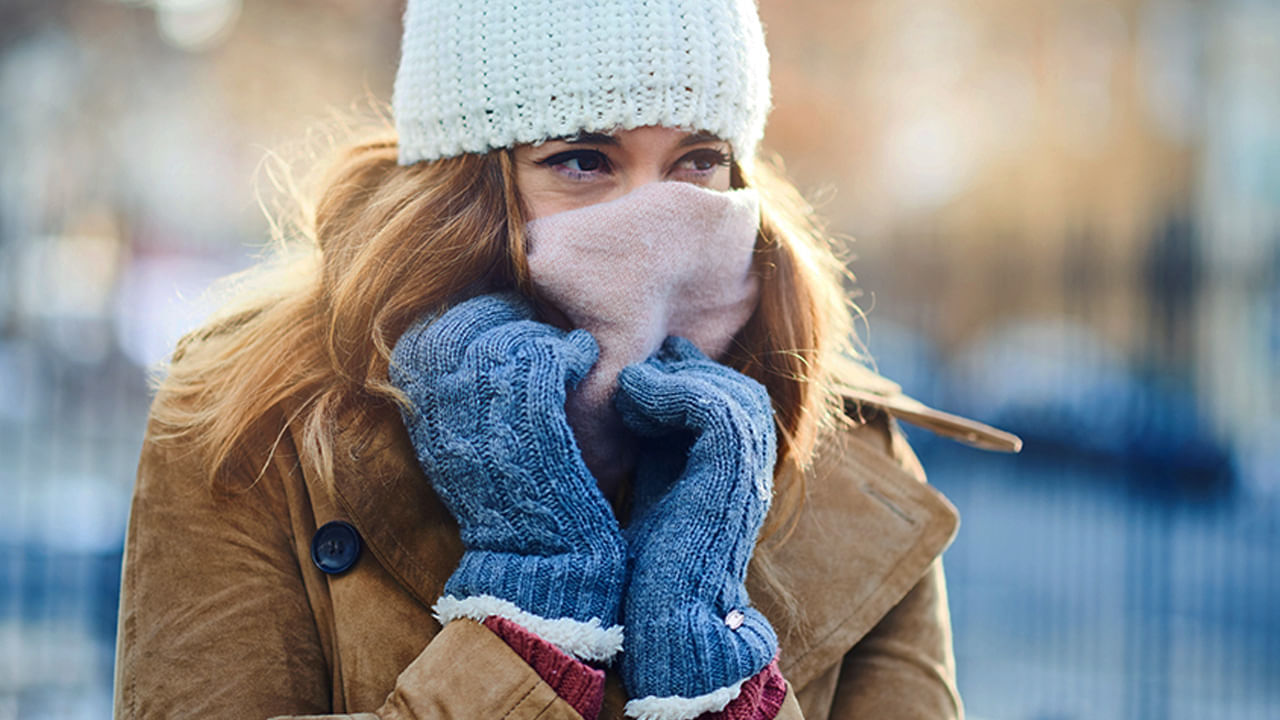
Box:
[311,521,362,575]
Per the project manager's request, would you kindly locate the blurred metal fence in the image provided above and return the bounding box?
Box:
[925,440,1280,720]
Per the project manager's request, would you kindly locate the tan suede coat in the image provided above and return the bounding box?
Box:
[114,339,1018,720]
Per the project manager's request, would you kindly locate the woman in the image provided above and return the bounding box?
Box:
[113,1,1018,718]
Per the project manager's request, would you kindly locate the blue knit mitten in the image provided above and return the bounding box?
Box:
[614,336,779,719]
[389,292,626,662]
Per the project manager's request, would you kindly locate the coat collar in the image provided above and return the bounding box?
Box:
[323,399,960,691]
[747,415,960,686]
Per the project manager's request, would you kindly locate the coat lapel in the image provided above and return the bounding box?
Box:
[327,400,462,611]
[747,417,960,689]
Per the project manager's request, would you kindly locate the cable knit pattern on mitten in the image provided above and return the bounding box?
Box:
[389,293,627,662]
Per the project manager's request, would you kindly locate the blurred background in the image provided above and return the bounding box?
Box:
[0,0,1276,717]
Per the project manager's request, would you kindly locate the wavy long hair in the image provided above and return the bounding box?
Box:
[149,117,860,620]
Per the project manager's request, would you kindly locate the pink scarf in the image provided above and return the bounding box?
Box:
[526,181,762,486]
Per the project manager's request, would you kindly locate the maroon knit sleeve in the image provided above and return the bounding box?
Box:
[482,615,606,719]
[695,657,788,720]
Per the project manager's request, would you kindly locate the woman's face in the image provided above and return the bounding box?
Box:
[513,125,733,220]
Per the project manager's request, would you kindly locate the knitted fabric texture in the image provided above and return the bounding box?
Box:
[484,616,781,720]
[393,0,771,165]
[482,615,607,720]
[697,657,787,720]
[614,337,779,719]
[526,181,761,486]
[388,293,627,662]
[434,594,623,663]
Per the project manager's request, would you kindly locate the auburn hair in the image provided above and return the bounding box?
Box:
[149,119,860,614]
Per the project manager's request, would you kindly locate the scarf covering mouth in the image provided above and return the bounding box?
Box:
[526,181,762,485]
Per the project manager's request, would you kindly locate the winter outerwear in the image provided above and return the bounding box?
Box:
[388,294,627,663]
[615,337,779,717]
[113,316,1018,719]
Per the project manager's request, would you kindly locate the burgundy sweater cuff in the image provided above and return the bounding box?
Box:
[697,657,788,720]
[482,615,606,719]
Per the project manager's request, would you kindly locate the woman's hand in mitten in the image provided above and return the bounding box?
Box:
[614,336,779,719]
[389,292,626,663]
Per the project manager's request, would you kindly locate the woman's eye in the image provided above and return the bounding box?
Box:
[538,150,610,176]
[678,149,732,174]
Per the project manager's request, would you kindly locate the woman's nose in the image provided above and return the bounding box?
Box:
[614,166,670,199]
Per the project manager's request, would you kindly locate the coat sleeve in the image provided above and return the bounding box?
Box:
[824,418,963,719]
[113,412,588,720]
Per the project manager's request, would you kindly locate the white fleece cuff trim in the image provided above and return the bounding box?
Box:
[432,594,623,664]
[623,676,749,720]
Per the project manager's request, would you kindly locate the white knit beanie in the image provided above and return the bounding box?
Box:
[392,0,771,166]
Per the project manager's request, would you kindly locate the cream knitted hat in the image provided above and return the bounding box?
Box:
[392,0,771,166]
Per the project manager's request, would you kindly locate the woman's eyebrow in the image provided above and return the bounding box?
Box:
[677,132,725,147]
[558,132,619,145]
[550,131,725,147]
